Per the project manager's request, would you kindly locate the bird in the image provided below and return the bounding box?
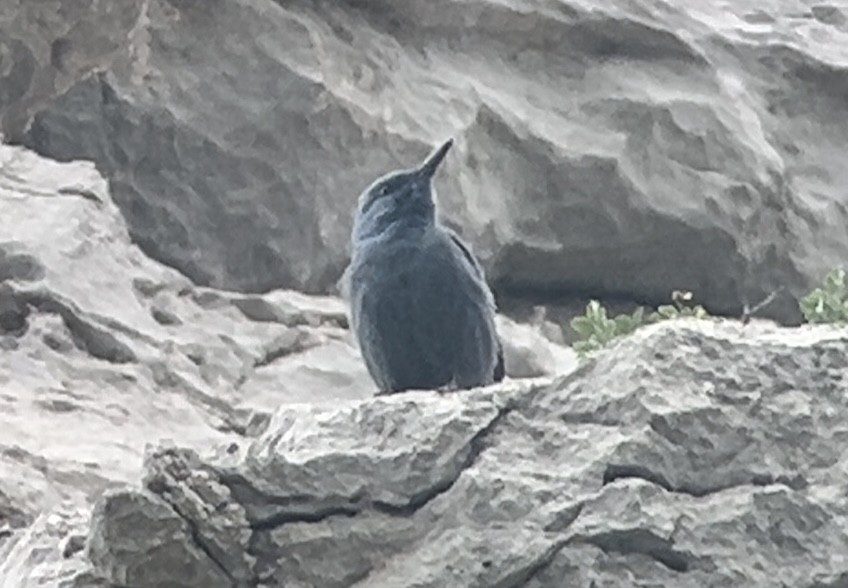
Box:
[344,138,504,394]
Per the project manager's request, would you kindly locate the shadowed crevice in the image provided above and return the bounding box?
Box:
[577,528,694,572]
[488,538,572,588]
[252,330,321,368]
[373,401,516,516]
[220,399,517,532]
[603,464,674,492]
[603,463,808,498]
[21,289,136,363]
[251,505,359,531]
[181,510,238,584]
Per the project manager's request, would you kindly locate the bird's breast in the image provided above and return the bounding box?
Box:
[350,231,453,295]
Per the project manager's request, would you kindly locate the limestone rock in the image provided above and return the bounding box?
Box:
[496,315,577,378]
[0,142,569,584]
[0,507,100,588]
[35,319,848,587]
[0,142,375,542]
[3,0,848,584]
[0,0,146,143]
[86,489,233,588]
[7,0,848,322]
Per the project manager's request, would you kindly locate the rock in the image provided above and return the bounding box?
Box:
[5,1,847,583]
[14,318,848,587]
[0,507,101,588]
[0,283,30,336]
[496,315,577,378]
[0,0,146,143]
[0,142,377,543]
[7,0,847,322]
[86,489,234,588]
[0,142,569,583]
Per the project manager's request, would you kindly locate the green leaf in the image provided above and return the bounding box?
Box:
[572,292,711,356]
[656,305,678,319]
[613,315,634,333]
[570,316,596,338]
[586,300,606,322]
[573,340,593,352]
[800,268,848,324]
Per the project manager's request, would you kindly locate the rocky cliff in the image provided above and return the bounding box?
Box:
[2,0,848,586]
[4,275,848,586]
[4,0,848,323]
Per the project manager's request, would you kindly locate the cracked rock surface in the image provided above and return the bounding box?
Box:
[0,142,376,537]
[0,143,572,586]
[2,0,848,585]
[6,0,848,322]
[0,0,147,144]
[8,316,848,587]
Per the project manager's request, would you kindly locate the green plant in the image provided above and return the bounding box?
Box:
[800,268,848,324]
[570,290,710,357]
[571,301,645,356]
[648,290,710,322]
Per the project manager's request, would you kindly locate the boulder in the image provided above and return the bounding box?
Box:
[0,142,374,544]
[0,0,146,143]
[6,318,848,587]
[6,0,848,322]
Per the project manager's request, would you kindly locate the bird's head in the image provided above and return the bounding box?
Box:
[353,139,453,242]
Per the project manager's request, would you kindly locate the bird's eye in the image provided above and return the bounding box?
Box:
[378,185,389,196]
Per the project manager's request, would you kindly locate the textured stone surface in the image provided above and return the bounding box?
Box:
[6,0,848,323]
[0,0,146,143]
[7,318,847,587]
[0,507,100,588]
[0,142,377,535]
[0,143,570,586]
[3,0,848,585]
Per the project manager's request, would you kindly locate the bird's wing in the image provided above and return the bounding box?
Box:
[348,238,455,392]
[405,230,500,387]
[447,230,485,280]
[447,229,505,382]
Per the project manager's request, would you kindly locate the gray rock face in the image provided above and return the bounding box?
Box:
[3,0,848,585]
[6,0,848,322]
[0,143,570,586]
[0,141,372,556]
[6,315,848,587]
[0,0,146,143]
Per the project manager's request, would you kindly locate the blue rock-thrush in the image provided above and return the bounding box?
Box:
[344,139,505,394]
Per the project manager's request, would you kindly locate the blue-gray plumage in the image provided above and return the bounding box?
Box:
[344,139,504,394]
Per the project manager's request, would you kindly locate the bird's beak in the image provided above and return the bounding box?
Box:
[417,139,453,179]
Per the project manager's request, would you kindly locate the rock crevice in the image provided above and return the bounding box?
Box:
[5,319,843,587]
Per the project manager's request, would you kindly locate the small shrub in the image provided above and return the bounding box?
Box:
[800,268,848,324]
[571,290,710,357]
[571,301,645,356]
[648,290,710,323]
